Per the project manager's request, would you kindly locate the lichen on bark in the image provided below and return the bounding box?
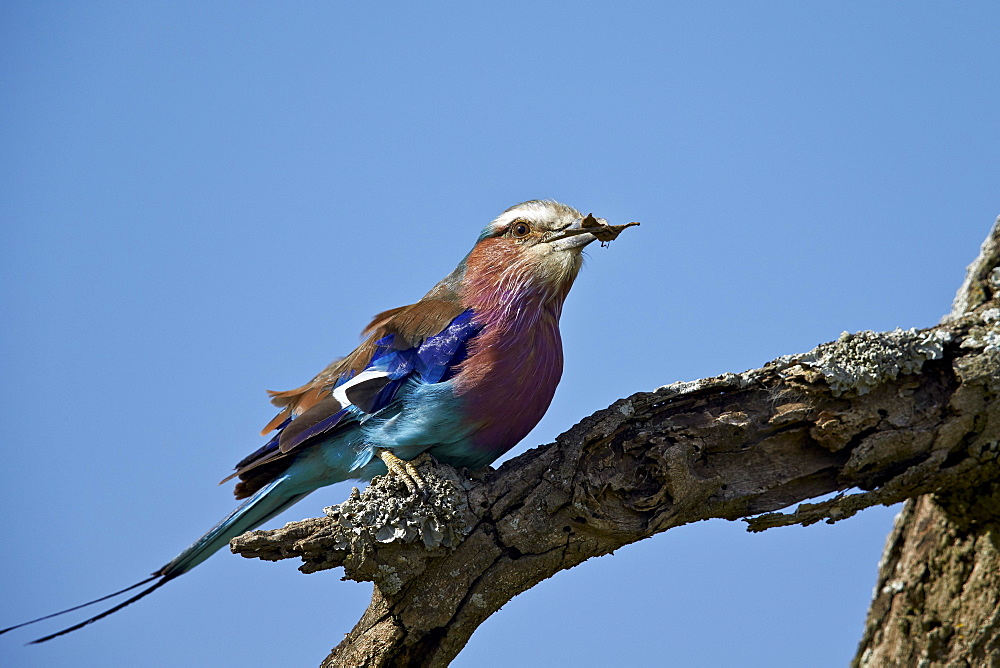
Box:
[853,218,1000,668]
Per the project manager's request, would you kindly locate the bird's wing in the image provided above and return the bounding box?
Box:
[225,302,478,499]
[260,298,468,434]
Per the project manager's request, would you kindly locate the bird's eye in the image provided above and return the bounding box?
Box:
[511,222,531,238]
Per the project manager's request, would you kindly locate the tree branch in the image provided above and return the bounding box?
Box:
[852,218,1000,667]
[231,218,1000,667]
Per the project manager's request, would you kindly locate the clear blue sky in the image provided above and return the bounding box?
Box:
[2,3,997,666]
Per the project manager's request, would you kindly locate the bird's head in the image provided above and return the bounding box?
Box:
[420,200,636,327]
[459,200,606,306]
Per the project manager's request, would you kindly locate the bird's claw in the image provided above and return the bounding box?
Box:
[378,449,428,499]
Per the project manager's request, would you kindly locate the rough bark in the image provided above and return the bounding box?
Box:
[853,220,1000,668]
[231,218,1000,668]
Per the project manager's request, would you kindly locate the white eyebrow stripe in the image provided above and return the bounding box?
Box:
[487,201,585,235]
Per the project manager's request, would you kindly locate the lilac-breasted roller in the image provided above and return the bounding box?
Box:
[2,200,638,643]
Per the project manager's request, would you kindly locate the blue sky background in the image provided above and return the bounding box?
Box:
[2,3,998,666]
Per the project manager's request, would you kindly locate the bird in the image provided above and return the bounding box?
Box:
[1,200,638,644]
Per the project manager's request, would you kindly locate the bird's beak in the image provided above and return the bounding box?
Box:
[546,214,606,252]
[546,214,641,251]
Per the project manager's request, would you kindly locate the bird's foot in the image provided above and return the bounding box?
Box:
[377,449,428,499]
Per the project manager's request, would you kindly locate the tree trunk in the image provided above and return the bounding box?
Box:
[232,217,1000,667]
[853,219,1000,668]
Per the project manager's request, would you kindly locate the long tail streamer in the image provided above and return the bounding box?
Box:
[28,575,177,644]
[0,575,160,638]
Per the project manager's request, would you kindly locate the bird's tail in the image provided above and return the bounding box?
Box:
[1,475,310,644]
[157,475,310,579]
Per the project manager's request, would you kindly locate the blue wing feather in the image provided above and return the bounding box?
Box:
[231,309,481,484]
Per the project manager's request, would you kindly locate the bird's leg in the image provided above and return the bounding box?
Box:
[377,449,427,497]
